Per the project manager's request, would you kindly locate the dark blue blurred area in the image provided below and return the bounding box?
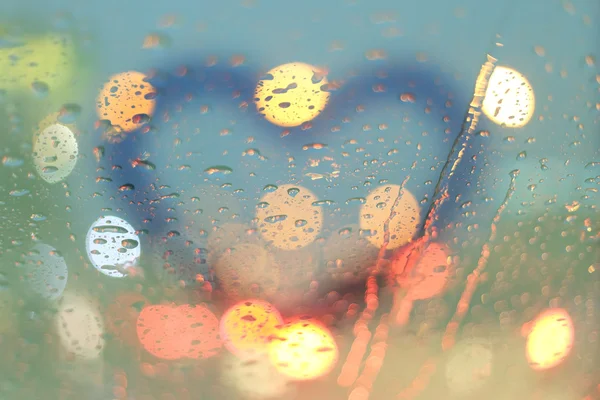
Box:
[77,53,504,287]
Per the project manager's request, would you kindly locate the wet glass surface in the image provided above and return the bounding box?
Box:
[0,1,599,399]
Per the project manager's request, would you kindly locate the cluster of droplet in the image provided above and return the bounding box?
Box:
[1,20,597,400]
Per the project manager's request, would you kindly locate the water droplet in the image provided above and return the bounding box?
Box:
[121,239,139,249]
[400,93,416,103]
[30,213,47,221]
[345,197,366,205]
[302,143,328,151]
[265,215,287,223]
[312,199,336,207]
[132,113,151,125]
[287,187,300,197]
[160,192,180,200]
[516,151,527,161]
[256,202,269,209]
[119,183,135,192]
[31,81,49,97]
[205,165,233,175]
[93,225,128,234]
[585,162,600,169]
[338,227,353,236]
[263,184,278,192]
[142,32,172,49]
[9,189,29,197]
[93,146,105,162]
[58,104,82,124]
[1,156,24,167]
[131,158,156,170]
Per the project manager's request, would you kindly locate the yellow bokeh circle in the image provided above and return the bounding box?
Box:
[255,184,323,250]
[95,70,156,133]
[254,62,330,127]
[481,66,535,128]
[525,308,574,371]
[268,318,338,381]
[359,184,421,250]
[219,299,283,356]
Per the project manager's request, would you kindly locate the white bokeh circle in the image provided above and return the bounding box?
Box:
[32,123,78,184]
[445,339,493,397]
[481,66,535,128]
[22,243,68,300]
[55,292,105,360]
[220,350,293,399]
[85,216,141,278]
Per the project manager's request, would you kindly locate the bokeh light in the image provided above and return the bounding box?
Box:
[359,184,420,250]
[54,292,106,360]
[402,242,452,301]
[21,243,68,300]
[136,303,221,360]
[445,339,493,396]
[268,317,338,381]
[0,7,597,399]
[481,66,535,128]
[254,62,330,127]
[95,71,156,134]
[35,112,78,142]
[220,350,293,399]
[525,308,574,371]
[272,243,321,288]
[389,240,452,326]
[220,299,283,356]
[32,123,78,184]
[85,216,141,278]
[255,184,323,250]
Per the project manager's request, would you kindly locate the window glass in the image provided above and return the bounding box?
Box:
[0,1,598,399]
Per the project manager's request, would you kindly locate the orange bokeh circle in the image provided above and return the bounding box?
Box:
[268,317,338,381]
[220,299,283,356]
[136,303,222,360]
[96,71,156,133]
[525,308,574,371]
